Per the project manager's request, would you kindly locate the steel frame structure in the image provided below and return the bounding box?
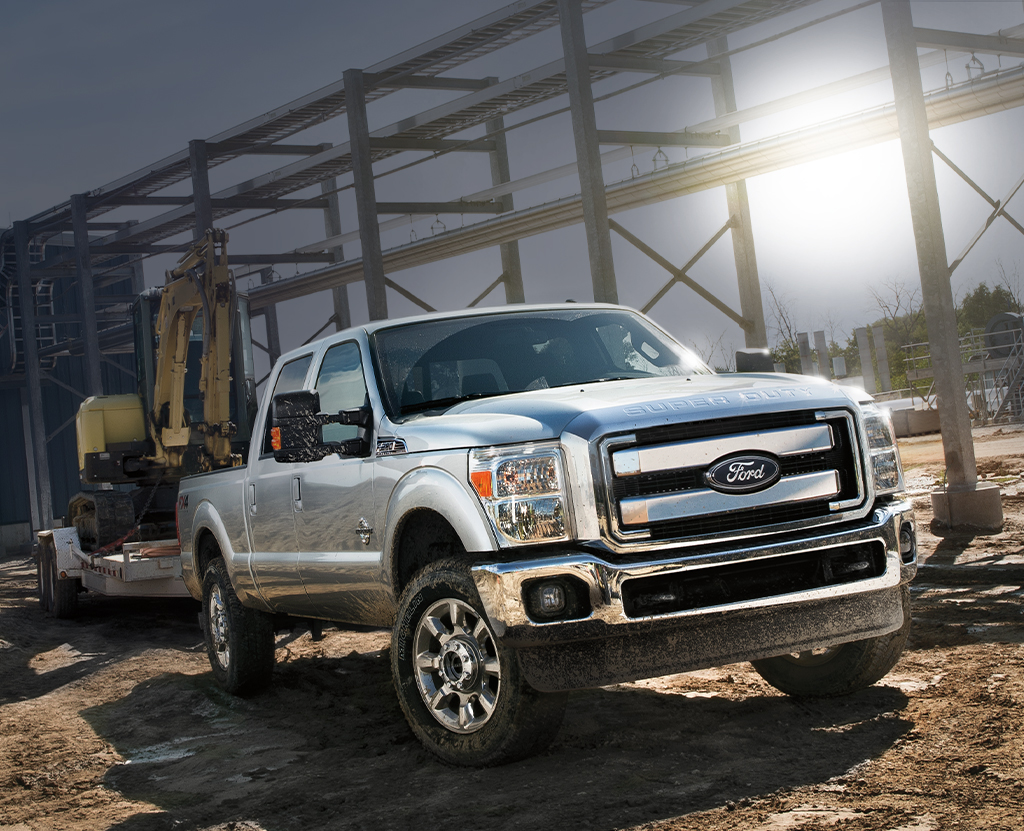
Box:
[3,0,1024,529]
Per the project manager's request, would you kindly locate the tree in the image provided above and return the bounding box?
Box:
[957,281,1020,334]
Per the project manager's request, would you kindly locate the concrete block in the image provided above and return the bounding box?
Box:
[890,408,910,437]
[931,482,1004,532]
[906,409,940,436]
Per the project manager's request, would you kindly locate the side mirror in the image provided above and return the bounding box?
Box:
[271,390,333,463]
[270,390,372,462]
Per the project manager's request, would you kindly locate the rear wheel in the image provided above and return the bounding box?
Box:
[391,559,566,766]
[202,555,275,695]
[752,587,911,697]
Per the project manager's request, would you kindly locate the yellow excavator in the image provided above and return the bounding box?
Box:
[69,229,257,551]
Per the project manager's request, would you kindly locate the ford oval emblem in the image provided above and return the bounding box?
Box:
[705,454,781,494]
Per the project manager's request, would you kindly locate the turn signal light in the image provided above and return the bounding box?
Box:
[271,426,282,451]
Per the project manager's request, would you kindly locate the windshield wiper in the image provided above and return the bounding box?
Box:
[400,392,501,415]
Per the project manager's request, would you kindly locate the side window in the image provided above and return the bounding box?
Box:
[315,342,368,443]
[261,354,313,454]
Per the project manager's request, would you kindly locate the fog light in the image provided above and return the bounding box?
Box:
[899,523,916,563]
[539,583,566,614]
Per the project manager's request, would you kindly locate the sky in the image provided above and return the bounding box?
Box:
[3,0,1024,378]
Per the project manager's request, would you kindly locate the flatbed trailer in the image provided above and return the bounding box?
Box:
[36,527,190,618]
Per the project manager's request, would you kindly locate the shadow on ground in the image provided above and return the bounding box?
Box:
[84,649,911,831]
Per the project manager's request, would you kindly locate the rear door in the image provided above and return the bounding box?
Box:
[246,353,318,613]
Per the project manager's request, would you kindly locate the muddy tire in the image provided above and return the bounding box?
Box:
[38,536,78,619]
[752,586,911,698]
[391,559,566,766]
[202,556,275,695]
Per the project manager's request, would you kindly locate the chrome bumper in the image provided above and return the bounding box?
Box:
[471,501,916,691]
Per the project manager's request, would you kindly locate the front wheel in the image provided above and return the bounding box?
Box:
[751,587,911,698]
[202,556,275,695]
[391,559,566,766]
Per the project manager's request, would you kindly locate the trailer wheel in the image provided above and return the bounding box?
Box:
[391,559,566,766]
[38,535,78,619]
[751,587,911,698]
[202,556,275,695]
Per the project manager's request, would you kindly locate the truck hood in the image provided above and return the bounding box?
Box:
[389,373,865,452]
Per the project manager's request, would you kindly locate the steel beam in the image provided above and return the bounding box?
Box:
[487,100,525,304]
[70,194,104,397]
[319,144,351,332]
[914,27,1024,59]
[100,195,329,209]
[882,0,977,490]
[368,74,490,91]
[708,36,767,349]
[209,142,325,156]
[261,268,282,367]
[368,137,495,153]
[345,68,388,320]
[14,222,53,530]
[597,130,731,148]
[587,54,720,76]
[189,140,213,241]
[376,202,504,215]
[558,0,617,304]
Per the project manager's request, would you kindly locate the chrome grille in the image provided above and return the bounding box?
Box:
[604,409,864,545]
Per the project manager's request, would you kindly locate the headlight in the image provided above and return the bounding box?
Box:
[469,443,571,545]
[860,404,904,496]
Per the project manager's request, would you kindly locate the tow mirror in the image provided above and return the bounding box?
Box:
[270,390,372,462]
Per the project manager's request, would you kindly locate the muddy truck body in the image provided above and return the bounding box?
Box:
[175,303,917,765]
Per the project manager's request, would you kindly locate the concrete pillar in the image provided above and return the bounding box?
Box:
[14,221,53,530]
[189,140,214,242]
[70,194,103,397]
[485,85,525,304]
[814,330,829,379]
[873,326,892,392]
[797,332,815,375]
[344,69,388,320]
[260,268,282,367]
[708,36,768,349]
[317,145,352,331]
[557,0,617,304]
[882,0,999,530]
[856,327,876,393]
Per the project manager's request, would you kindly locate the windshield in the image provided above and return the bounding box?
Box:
[369,308,711,420]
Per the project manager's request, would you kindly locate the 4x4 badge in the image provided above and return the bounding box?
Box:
[705,454,781,494]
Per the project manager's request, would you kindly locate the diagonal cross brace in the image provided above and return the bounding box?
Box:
[609,217,751,331]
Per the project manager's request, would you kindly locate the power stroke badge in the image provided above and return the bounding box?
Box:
[705,454,781,494]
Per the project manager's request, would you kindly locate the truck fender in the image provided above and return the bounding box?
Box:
[188,499,265,609]
[382,466,497,593]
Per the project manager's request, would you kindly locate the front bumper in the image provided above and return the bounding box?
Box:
[471,500,916,692]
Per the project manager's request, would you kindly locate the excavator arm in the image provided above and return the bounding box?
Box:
[149,229,240,471]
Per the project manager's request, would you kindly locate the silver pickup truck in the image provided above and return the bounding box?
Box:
[175,303,916,766]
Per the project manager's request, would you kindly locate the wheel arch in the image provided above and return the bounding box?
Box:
[383,466,496,599]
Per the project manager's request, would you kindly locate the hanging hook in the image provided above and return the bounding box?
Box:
[966,53,984,80]
[944,49,953,90]
[410,228,417,242]
[431,215,446,235]
[653,147,669,171]
[630,145,640,179]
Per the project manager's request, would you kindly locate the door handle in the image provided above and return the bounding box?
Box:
[292,476,303,512]
[249,484,257,516]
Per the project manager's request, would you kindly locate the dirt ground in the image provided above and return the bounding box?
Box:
[2,429,1023,831]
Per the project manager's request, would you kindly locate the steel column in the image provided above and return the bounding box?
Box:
[344,68,388,320]
[260,268,282,367]
[485,88,525,304]
[14,222,53,530]
[708,36,768,349]
[319,144,352,331]
[558,0,617,304]
[882,0,977,489]
[70,194,103,397]
[189,140,214,241]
